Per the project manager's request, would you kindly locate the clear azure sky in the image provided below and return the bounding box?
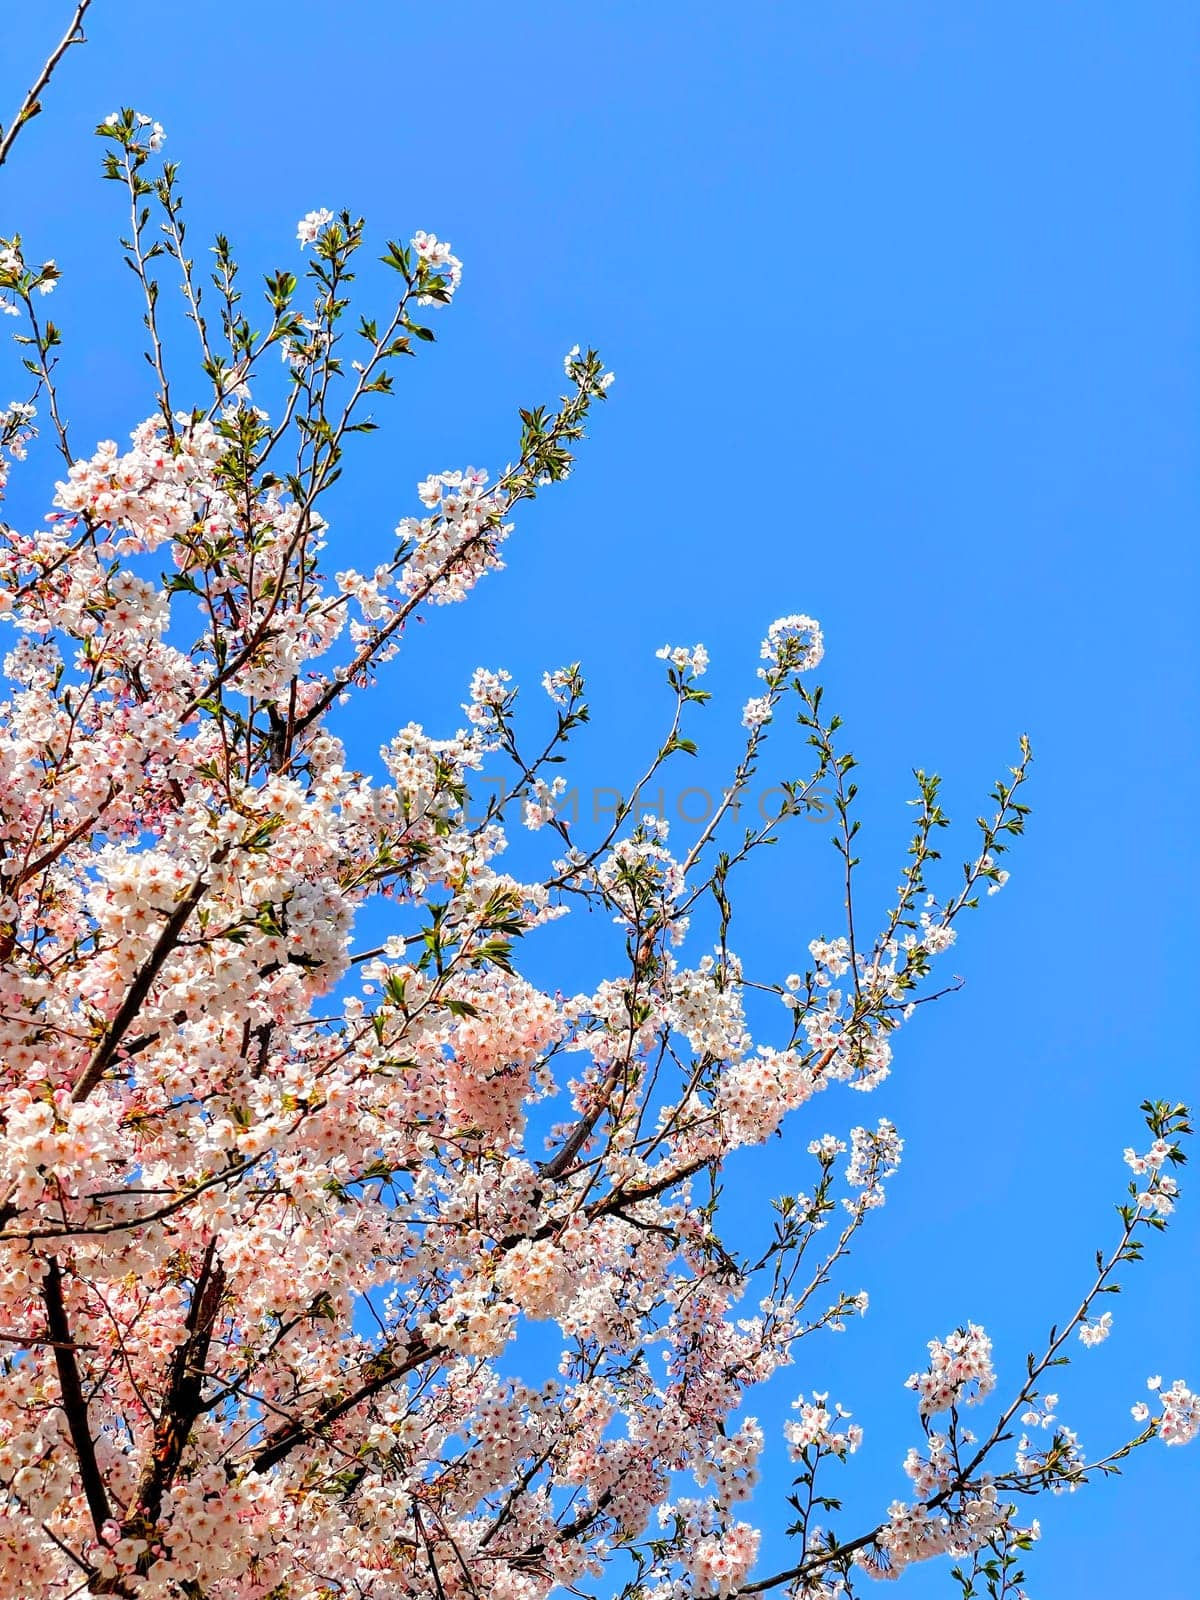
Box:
[2,3,1197,1594]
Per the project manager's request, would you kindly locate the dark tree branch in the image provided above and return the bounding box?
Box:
[126,1238,226,1532]
[71,854,225,1105]
[250,1335,432,1474]
[86,1239,228,1596]
[41,1254,112,1538]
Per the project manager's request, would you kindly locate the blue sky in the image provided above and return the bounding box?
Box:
[3,2,1198,1593]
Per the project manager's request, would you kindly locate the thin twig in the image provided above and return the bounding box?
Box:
[0,1,94,169]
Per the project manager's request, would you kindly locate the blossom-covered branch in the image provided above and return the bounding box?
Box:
[0,107,1191,1600]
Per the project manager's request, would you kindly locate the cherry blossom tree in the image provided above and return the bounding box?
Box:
[0,81,1194,1600]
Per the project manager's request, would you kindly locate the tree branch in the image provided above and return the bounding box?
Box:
[97,1238,226,1588]
[0,1,94,169]
[71,854,224,1105]
[249,1334,432,1475]
[41,1254,112,1538]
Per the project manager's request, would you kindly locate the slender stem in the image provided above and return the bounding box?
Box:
[0,0,93,169]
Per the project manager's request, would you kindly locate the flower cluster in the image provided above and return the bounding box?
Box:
[1125,1135,1182,1215]
[686,1522,762,1596]
[412,229,463,302]
[396,465,511,604]
[296,206,334,245]
[656,642,710,676]
[869,1487,1019,1578]
[843,1119,903,1210]
[760,613,824,674]
[785,1392,864,1460]
[907,1324,996,1417]
[1078,1311,1112,1347]
[1134,1376,1200,1446]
